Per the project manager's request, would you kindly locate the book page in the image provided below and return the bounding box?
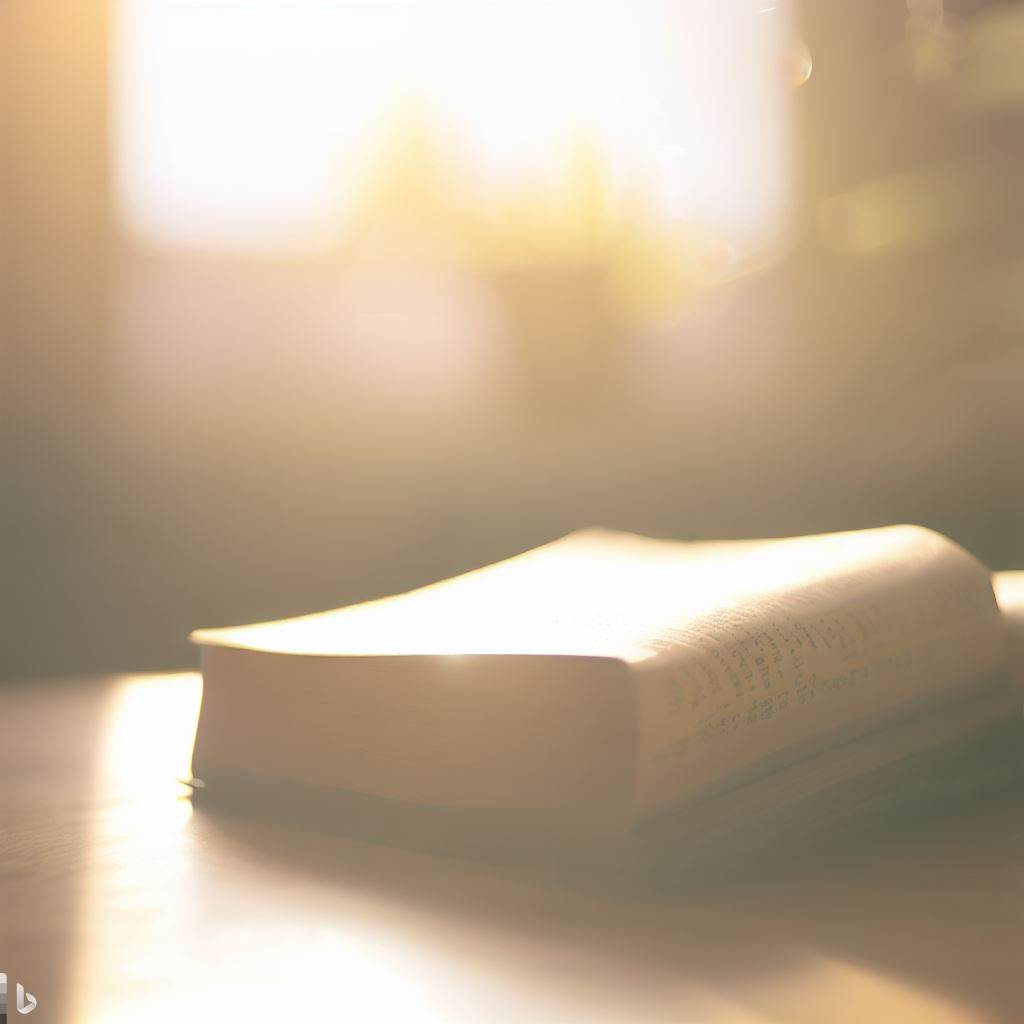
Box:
[631,526,1006,819]
[191,529,790,660]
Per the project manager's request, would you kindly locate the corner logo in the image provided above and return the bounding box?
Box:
[0,974,37,1017]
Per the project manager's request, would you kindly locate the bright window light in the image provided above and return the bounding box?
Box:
[116,0,799,263]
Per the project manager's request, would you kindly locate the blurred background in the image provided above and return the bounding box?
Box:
[3,0,1024,682]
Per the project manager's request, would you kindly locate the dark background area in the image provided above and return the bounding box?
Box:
[4,0,1024,682]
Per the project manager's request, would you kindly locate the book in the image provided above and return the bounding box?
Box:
[188,525,1023,859]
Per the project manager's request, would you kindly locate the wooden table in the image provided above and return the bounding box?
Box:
[1,672,1022,1023]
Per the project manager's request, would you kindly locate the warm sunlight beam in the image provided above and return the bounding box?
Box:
[116,0,797,260]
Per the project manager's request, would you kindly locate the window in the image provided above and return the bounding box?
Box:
[117,0,799,263]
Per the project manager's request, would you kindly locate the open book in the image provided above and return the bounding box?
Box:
[189,525,1022,852]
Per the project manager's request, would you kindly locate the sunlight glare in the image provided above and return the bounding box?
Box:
[117,0,796,260]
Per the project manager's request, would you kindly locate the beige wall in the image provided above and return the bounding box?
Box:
[2,0,113,678]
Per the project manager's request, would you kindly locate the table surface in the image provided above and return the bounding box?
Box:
[2,672,1023,1024]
